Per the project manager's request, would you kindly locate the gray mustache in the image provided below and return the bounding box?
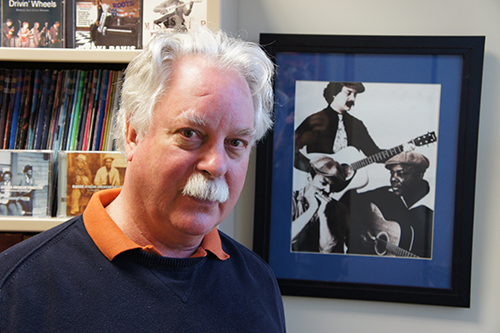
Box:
[181,173,229,203]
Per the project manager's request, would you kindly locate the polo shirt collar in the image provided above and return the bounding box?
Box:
[83,188,230,261]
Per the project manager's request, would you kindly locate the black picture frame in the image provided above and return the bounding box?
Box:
[253,33,485,307]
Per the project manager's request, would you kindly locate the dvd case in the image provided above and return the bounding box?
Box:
[142,0,207,47]
[71,0,142,49]
[1,0,66,48]
[0,150,53,218]
[57,151,127,217]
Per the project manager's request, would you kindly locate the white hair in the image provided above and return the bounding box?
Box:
[113,27,275,152]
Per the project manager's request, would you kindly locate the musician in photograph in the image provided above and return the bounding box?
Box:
[153,0,194,29]
[2,18,15,47]
[346,151,433,258]
[17,165,36,216]
[29,22,43,48]
[0,171,20,216]
[94,155,121,187]
[291,155,349,254]
[47,21,61,48]
[68,154,92,215]
[17,21,31,48]
[90,0,112,42]
[294,82,383,173]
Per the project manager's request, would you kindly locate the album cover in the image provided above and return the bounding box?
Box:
[1,0,65,48]
[71,0,141,49]
[142,0,208,47]
[57,151,127,217]
[0,150,53,218]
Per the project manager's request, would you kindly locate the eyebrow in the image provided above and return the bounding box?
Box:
[179,109,256,139]
[179,110,206,126]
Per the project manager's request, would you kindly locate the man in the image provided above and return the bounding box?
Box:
[90,0,112,42]
[292,156,349,254]
[2,19,15,47]
[17,21,31,48]
[294,82,382,172]
[47,21,61,47]
[68,154,92,215]
[0,27,285,332]
[17,165,36,216]
[0,171,19,216]
[347,151,433,258]
[94,154,120,186]
[153,0,194,29]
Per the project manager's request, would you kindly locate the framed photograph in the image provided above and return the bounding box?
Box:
[253,34,485,307]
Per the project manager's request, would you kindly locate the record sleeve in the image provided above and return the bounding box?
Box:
[0,150,53,218]
[142,0,210,47]
[57,151,127,217]
[1,0,66,48]
[72,0,142,50]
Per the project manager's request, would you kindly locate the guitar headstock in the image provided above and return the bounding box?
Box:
[412,132,437,147]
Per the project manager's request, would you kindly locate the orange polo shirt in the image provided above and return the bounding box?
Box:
[83,188,230,261]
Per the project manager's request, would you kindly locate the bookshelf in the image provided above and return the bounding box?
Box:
[0,48,139,233]
[1,48,140,63]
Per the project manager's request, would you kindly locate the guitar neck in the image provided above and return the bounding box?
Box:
[385,241,419,258]
[350,144,405,171]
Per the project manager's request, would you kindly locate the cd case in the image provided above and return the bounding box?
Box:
[58,151,127,217]
[0,150,53,218]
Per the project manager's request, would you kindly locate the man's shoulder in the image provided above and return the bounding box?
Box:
[0,217,85,286]
[218,230,274,272]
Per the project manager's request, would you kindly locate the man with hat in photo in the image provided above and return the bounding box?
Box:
[94,154,121,187]
[291,155,349,253]
[68,154,92,215]
[346,151,434,258]
[17,165,36,216]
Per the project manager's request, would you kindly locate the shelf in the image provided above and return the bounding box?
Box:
[0,47,141,63]
[0,217,67,232]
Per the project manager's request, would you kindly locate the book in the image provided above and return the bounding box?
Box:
[3,70,18,149]
[0,150,53,218]
[142,0,207,47]
[103,69,123,151]
[46,70,66,150]
[40,70,59,149]
[57,150,127,217]
[26,69,43,149]
[0,69,12,148]
[33,69,53,149]
[91,69,110,150]
[72,0,142,50]
[81,69,100,150]
[1,0,66,48]
[15,69,34,149]
[8,69,24,149]
[52,70,72,151]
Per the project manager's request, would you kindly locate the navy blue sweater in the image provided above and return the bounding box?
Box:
[0,216,286,332]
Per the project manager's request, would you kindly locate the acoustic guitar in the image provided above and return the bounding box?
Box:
[301,131,437,200]
[365,203,419,258]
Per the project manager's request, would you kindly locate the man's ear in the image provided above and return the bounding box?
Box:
[125,122,138,162]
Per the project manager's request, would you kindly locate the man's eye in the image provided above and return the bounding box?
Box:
[229,139,246,148]
[181,129,196,138]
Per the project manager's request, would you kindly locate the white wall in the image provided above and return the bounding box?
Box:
[218,0,500,332]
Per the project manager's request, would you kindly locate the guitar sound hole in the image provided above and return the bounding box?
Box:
[374,232,389,256]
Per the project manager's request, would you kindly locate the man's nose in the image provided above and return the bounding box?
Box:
[197,143,228,178]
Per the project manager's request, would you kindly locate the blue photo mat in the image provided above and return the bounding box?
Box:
[268,51,463,289]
